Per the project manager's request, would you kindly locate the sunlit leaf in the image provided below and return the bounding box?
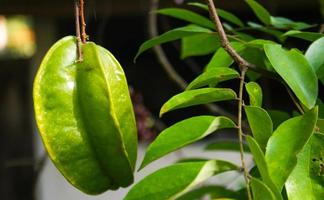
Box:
[246,136,283,200]
[181,34,220,58]
[283,30,324,42]
[160,88,237,116]
[305,37,324,77]
[124,160,238,200]
[157,8,215,29]
[264,44,318,109]
[205,42,245,70]
[186,67,239,90]
[285,133,324,199]
[265,107,318,191]
[250,177,276,200]
[245,0,271,25]
[140,116,235,169]
[245,106,273,151]
[245,82,263,107]
[135,25,212,61]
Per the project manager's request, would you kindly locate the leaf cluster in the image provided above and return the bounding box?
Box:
[125,1,324,199]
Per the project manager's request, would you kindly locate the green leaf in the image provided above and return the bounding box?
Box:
[140,116,235,169]
[264,44,318,109]
[157,8,215,30]
[247,39,276,48]
[305,37,324,77]
[283,30,324,42]
[316,98,324,118]
[205,42,245,70]
[177,185,238,200]
[186,67,240,90]
[246,136,283,200]
[270,16,314,30]
[188,2,244,27]
[124,160,238,200]
[205,140,250,152]
[217,9,245,27]
[160,88,237,116]
[250,177,276,200]
[247,22,283,40]
[181,34,220,58]
[245,106,273,151]
[265,107,318,191]
[135,25,212,61]
[285,133,324,199]
[267,109,290,129]
[245,82,263,107]
[245,0,271,25]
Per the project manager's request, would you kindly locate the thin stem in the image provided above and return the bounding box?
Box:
[75,1,83,61]
[205,0,252,199]
[285,85,305,114]
[238,68,252,200]
[79,0,87,43]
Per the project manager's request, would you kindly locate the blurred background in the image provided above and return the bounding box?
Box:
[0,0,323,199]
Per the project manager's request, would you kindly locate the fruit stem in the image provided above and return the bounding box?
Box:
[75,1,83,62]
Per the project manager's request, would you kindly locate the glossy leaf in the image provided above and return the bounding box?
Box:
[157,8,214,29]
[250,177,276,200]
[246,136,282,200]
[160,88,237,116]
[205,42,245,70]
[186,67,239,90]
[135,25,212,61]
[188,2,244,27]
[245,0,271,25]
[245,82,263,107]
[265,107,318,191]
[283,30,324,42]
[245,106,273,151]
[181,34,220,58]
[305,37,324,77]
[124,160,238,200]
[177,185,238,200]
[140,116,235,169]
[285,133,324,199]
[205,140,250,152]
[264,44,318,109]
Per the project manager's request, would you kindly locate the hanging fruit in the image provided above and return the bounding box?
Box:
[33,1,137,195]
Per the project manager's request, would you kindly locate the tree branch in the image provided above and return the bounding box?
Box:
[148,0,237,120]
[205,0,252,199]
